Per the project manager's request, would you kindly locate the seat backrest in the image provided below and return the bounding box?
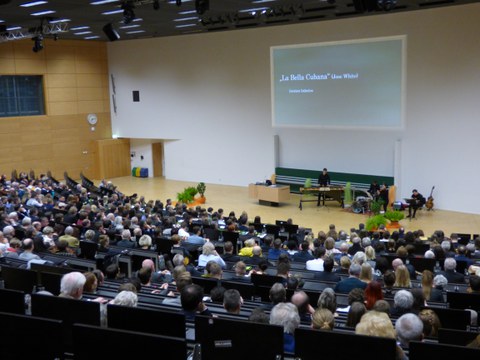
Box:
[437,328,479,346]
[195,315,283,360]
[409,340,480,360]
[295,327,397,360]
[0,288,25,315]
[107,304,186,338]
[73,323,187,360]
[0,311,64,359]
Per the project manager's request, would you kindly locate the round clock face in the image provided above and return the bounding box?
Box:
[87,113,98,125]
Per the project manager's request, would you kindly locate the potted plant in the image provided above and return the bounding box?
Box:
[384,210,404,229]
[365,214,388,232]
[176,186,198,204]
[369,199,384,215]
[196,182,206,204]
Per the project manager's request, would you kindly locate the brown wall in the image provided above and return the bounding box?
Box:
[0,38,112,180]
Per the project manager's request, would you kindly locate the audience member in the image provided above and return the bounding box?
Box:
[270,302,300,354]
[395,313,424,349]
[334,263,367,294]
[311,308,335,331]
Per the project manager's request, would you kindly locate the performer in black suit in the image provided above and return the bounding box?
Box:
[407,189,425,218]
[317,168,331,206]
[318,168,330,187]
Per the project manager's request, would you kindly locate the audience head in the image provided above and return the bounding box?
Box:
[110,290,138,307]
[394,290,414,312]
[364,280,384,310]
[418,308,441,338]
[312,308,335,331]
[443,257,457,271]
[60,272,86,299]
[209,286,226,303]
[433,274,448,289]
[348,263,362,277]
[83,272,98,293]
[181,284,204,312]
[372,299,391,315]
[291,290,311,315]
[269,282,286,304]
[223,289,243,314]
[317,288,337,314]
[270,302,300,334]
[249,307,270,324]
[356,310,396,339]
[395,313,424,348]
[346,301,367,328]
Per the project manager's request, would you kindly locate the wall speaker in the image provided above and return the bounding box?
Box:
[103,23,120,42]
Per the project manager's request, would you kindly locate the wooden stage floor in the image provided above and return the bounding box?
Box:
[106,176,480,239]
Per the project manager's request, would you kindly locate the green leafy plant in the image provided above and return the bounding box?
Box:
[197,182,206,197]
[369,199,384,215]
[177,186,198,204]
[383,210,405,222]
[365,214,388,231]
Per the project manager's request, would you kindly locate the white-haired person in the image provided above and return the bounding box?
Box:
[116,229,136,248]
[390,289,414,317]
[59,272,87,300]
[437,257,466,284]
[59,272,107,303]
[138,234,152,250]
[395,313,424,350]
[198,241,226,269]
[109,290,138,307]
[270,302,300,354]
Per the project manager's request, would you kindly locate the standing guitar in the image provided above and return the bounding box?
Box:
[426,186,435,211]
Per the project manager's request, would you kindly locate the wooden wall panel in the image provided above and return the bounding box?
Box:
[46,59,76,74]
[0,58,15,74]
[48,88,78,102]
[0,42,15,58]
[46,74,77,88]
[94,139,130,179]
[0,38,112,179]
[15,59,47,74]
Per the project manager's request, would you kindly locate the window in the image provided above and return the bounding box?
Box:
[0,75,45,117]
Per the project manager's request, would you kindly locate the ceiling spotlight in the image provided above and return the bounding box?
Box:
[153,0,160,10]
[32,35,43,53]
[122,2,136,24]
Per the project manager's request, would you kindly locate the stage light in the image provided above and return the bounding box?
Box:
[32,34,43,52]
[122,2,136,24]
[153,0,160,10]
[176,0,181,6]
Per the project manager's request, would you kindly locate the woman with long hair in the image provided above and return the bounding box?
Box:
[394,264,412,288]
[364,280,384,310]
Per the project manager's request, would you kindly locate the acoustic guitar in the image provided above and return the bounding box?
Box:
[426,186,435,211]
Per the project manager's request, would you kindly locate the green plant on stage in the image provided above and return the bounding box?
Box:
[177,186,198,204]
[370,199,384,215]
[383,210,405,222]
[366,214,388,231]
[197,182,206,197]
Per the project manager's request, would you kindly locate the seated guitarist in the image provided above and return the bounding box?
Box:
[407,189,426,219]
